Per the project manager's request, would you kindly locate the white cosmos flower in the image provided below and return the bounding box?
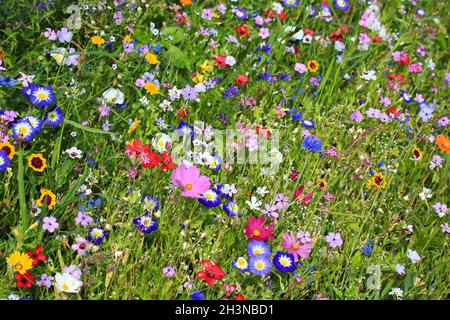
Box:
[65,147,83,159]
[54,272,82,293]
[102,88,124,105]
[246,196,262,211]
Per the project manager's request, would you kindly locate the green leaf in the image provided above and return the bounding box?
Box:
[161,26,185,45]
[163,45,190,70]
[65,119,115,135]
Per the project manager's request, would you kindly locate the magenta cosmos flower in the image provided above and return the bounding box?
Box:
[171,163,211,198]
[281,231,313,262]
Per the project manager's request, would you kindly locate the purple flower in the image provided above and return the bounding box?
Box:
[418,106,434,122]
[162,266,176,278]
[71,236,89,255]
[261,203,279,219]
[437,116,449,127]
[441,223,450,233]
[366,108,381,119]
[99,105,111,117]
[37,273,54,288]
[181,85,198,101]
[64,48,80,66]
[44,28,57,41]
[297,231,312,244]
[202,8,213,20]
[395,264,405,275]
[259,28,270,39]
[325,232,343,248]
[42,216,59,233]
[63,265,82,280]
[432,202,449,217]
[75,211,94,227]
[57,27,73,43]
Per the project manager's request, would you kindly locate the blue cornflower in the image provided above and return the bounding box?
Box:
[273,251,296,273]
[199,189,221,208]
[302,136,323,152]
[86,227,107,245]
[133,214,158,234]
[246,240,271,258]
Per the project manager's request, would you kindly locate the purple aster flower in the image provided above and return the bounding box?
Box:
[37,273,54,288]
[181,85,198,101]
[366,108,381,119]
[75,211,94,227]
[441,223,450,234]
[202,8,213,20]
[350,110,364,122]
[325,232,343,248]
[395,264,406,275]
[162,266,176,278]
[437,116,449,127]
[57,27,73,43]
[42,216,59,233]
[259,28,270,39]
[418,106,434,122]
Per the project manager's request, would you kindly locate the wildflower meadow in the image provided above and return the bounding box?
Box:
[0,0,449,301]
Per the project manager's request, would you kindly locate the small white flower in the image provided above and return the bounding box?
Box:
[246,196,262,211]
[389,288,404,299]
[225,56,236,66]
[65,147,83,159]
[70,131,77,137]
[418,187,432,200]
[222,184,238,197]
[361,69,377,81]
[256,186,269,197]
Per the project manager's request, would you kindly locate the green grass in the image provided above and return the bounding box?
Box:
[0,0,448,300]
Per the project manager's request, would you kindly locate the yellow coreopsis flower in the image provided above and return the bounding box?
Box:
[6,251,33,275]
[200,60,214,74]
[144,82,160,95]
[128,118,140,134]
[36,188,57,210]
[28,153,47,172]
[145,52,158,65]
[91,35,105,46]
[122,34,132,43]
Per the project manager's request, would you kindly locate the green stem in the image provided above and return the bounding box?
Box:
[17,151,29,232]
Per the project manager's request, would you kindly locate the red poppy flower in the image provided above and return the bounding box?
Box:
[235,294,249,300]
[160,152,176,171]
[235,74,248,86]
[256,126,271,139]
[26,246,47,266]
[197,260,225,285]
[386,107,400,118]
[244,216,275,241]
[15,271,35,289]
[141,150,160,168]
[278,11,286,20]
[126,139,150,158]
[372,35,381,43]
[235,25,249,38]
[214,54,227,68]
[398,52,410,66]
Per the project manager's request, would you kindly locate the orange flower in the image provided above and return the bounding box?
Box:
[91,35,105,46]
[144,82,160,95]
[435,135,450,153]
[180,0,192,6]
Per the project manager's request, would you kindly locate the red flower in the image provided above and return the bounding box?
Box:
[235,25,249,38]
[214,54,227,68]
[15,272,35,289]
[386,107,400,118]
[235,294,249,300]
[197,260,225,285]
[278,11,286,20]
[255,126,271,139]
[398,52,410,66]
[372,35,381,43]
[244,216,275,241]
[126,139,150,158]
[26,246,47,266]
[141,150,160,168]
[177,107,188,120]
[235,74,248,87]
[160,152,176,171]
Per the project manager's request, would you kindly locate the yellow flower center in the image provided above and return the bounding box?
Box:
[185,183,192,190]
[37,92,47,100]
[292,243,299,250]
[14,263,23,272]
[255,262,264,270]
[252,230,261,237]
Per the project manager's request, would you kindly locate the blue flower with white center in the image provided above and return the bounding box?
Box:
[302,135,323,152]
[12,119,36,142]
[301,119,315,129]
[273,251,296,273]
[24,84,55,108]
[25,115,44,133]
[133,214,158,234]
[284,0,299,8]
[416,8,426,17]
[246,240,271,258]
[249,256,272,276]
[209,154,222,171]
[223,200,241,217]
[401,91,412,103]
[44,106,64,127]
[333,0,349,11]
[199,188,221,208]
[232,256,249,273]
[0,150,10,171]
[233,7,248,20]
[215,183,231,199]
[86,227,107,245]
[177,121,194,138]
[141,194,159,212]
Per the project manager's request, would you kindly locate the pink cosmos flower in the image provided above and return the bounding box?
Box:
[171,164,211,198]
[282,231,313,262]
